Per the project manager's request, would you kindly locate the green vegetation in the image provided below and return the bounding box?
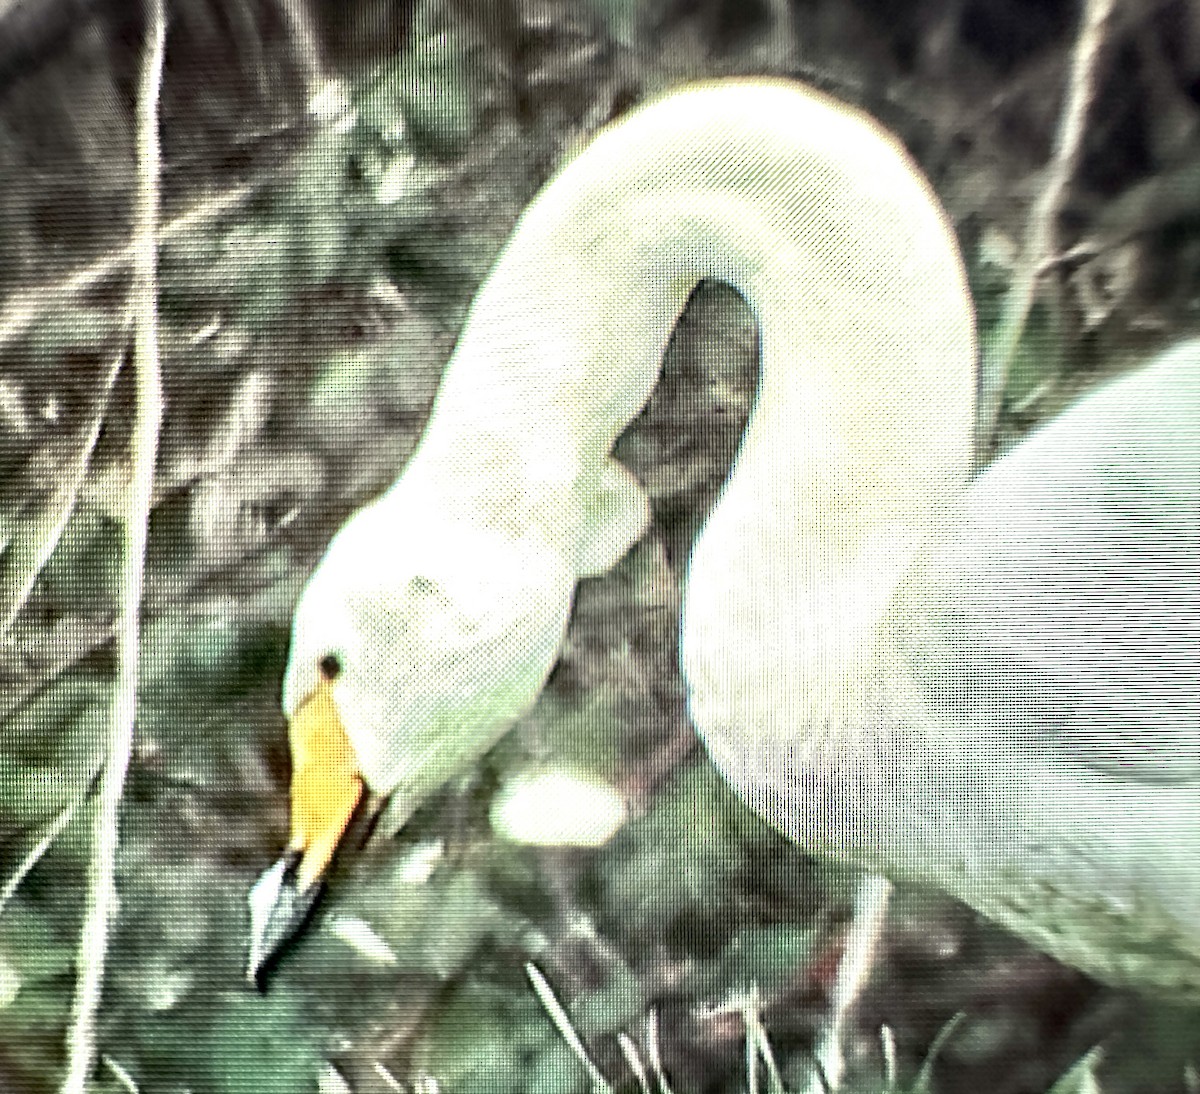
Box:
[2,0,1199,1091]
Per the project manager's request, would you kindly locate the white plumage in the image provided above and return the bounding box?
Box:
[276,79,1200,994]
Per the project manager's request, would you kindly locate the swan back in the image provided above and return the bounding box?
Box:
[710,339,1200,995]
[901,340,1200,777]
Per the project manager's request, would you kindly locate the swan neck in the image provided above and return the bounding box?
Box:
[408,82,976,611]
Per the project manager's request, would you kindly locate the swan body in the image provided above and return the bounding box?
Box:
[257,79,1200,994]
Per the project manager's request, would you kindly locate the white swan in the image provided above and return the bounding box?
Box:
[250,78,1200,995]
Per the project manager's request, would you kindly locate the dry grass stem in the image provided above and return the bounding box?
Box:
[60,2,166,1090]
[0,797,83,918]
[805,875,893,1093]
[976,0,1117,458]
[618,1032,652,1094]
[0,181,254,356]
[525,962,614,1093]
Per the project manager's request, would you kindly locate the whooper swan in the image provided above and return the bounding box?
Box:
[247,78,1200,997]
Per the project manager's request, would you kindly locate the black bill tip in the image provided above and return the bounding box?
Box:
[245,852,324,991]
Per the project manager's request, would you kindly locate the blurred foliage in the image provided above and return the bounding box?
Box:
[0,672,109,824]
[417,978,585,1092]
[0,0,1198,1092]
[579,0,640,47]
[390,1,494,156]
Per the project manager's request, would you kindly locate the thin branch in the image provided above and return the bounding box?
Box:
[274,0,330,98]
[0,181,254,356]
[976,0,1117,461]
[0,0,360,360]
[0,797,83,917]
[60,1,166,1090]
[803,874,892,1094]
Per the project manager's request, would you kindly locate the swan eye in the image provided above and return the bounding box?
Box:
[318,654,342,680]
[409,575,438,596]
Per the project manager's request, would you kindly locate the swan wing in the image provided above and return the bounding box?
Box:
[893,341,1200,783]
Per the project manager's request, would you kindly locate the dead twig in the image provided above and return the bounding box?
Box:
[60,1,166,1090]
[976,0,1117,462]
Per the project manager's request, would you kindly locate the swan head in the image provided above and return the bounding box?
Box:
[250,483,577,984]
[283,490,578,804]
[265,478,575,913]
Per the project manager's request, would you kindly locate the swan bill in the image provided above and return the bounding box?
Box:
[245,852,324,988]
[286,676,365,891]
[245,674,366,985]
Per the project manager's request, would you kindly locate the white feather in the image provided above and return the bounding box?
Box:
[284,79,1200,994]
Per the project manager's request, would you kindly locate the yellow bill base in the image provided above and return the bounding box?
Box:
[286,678,365,891]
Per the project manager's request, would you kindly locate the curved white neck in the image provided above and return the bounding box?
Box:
[401,80,976,708]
